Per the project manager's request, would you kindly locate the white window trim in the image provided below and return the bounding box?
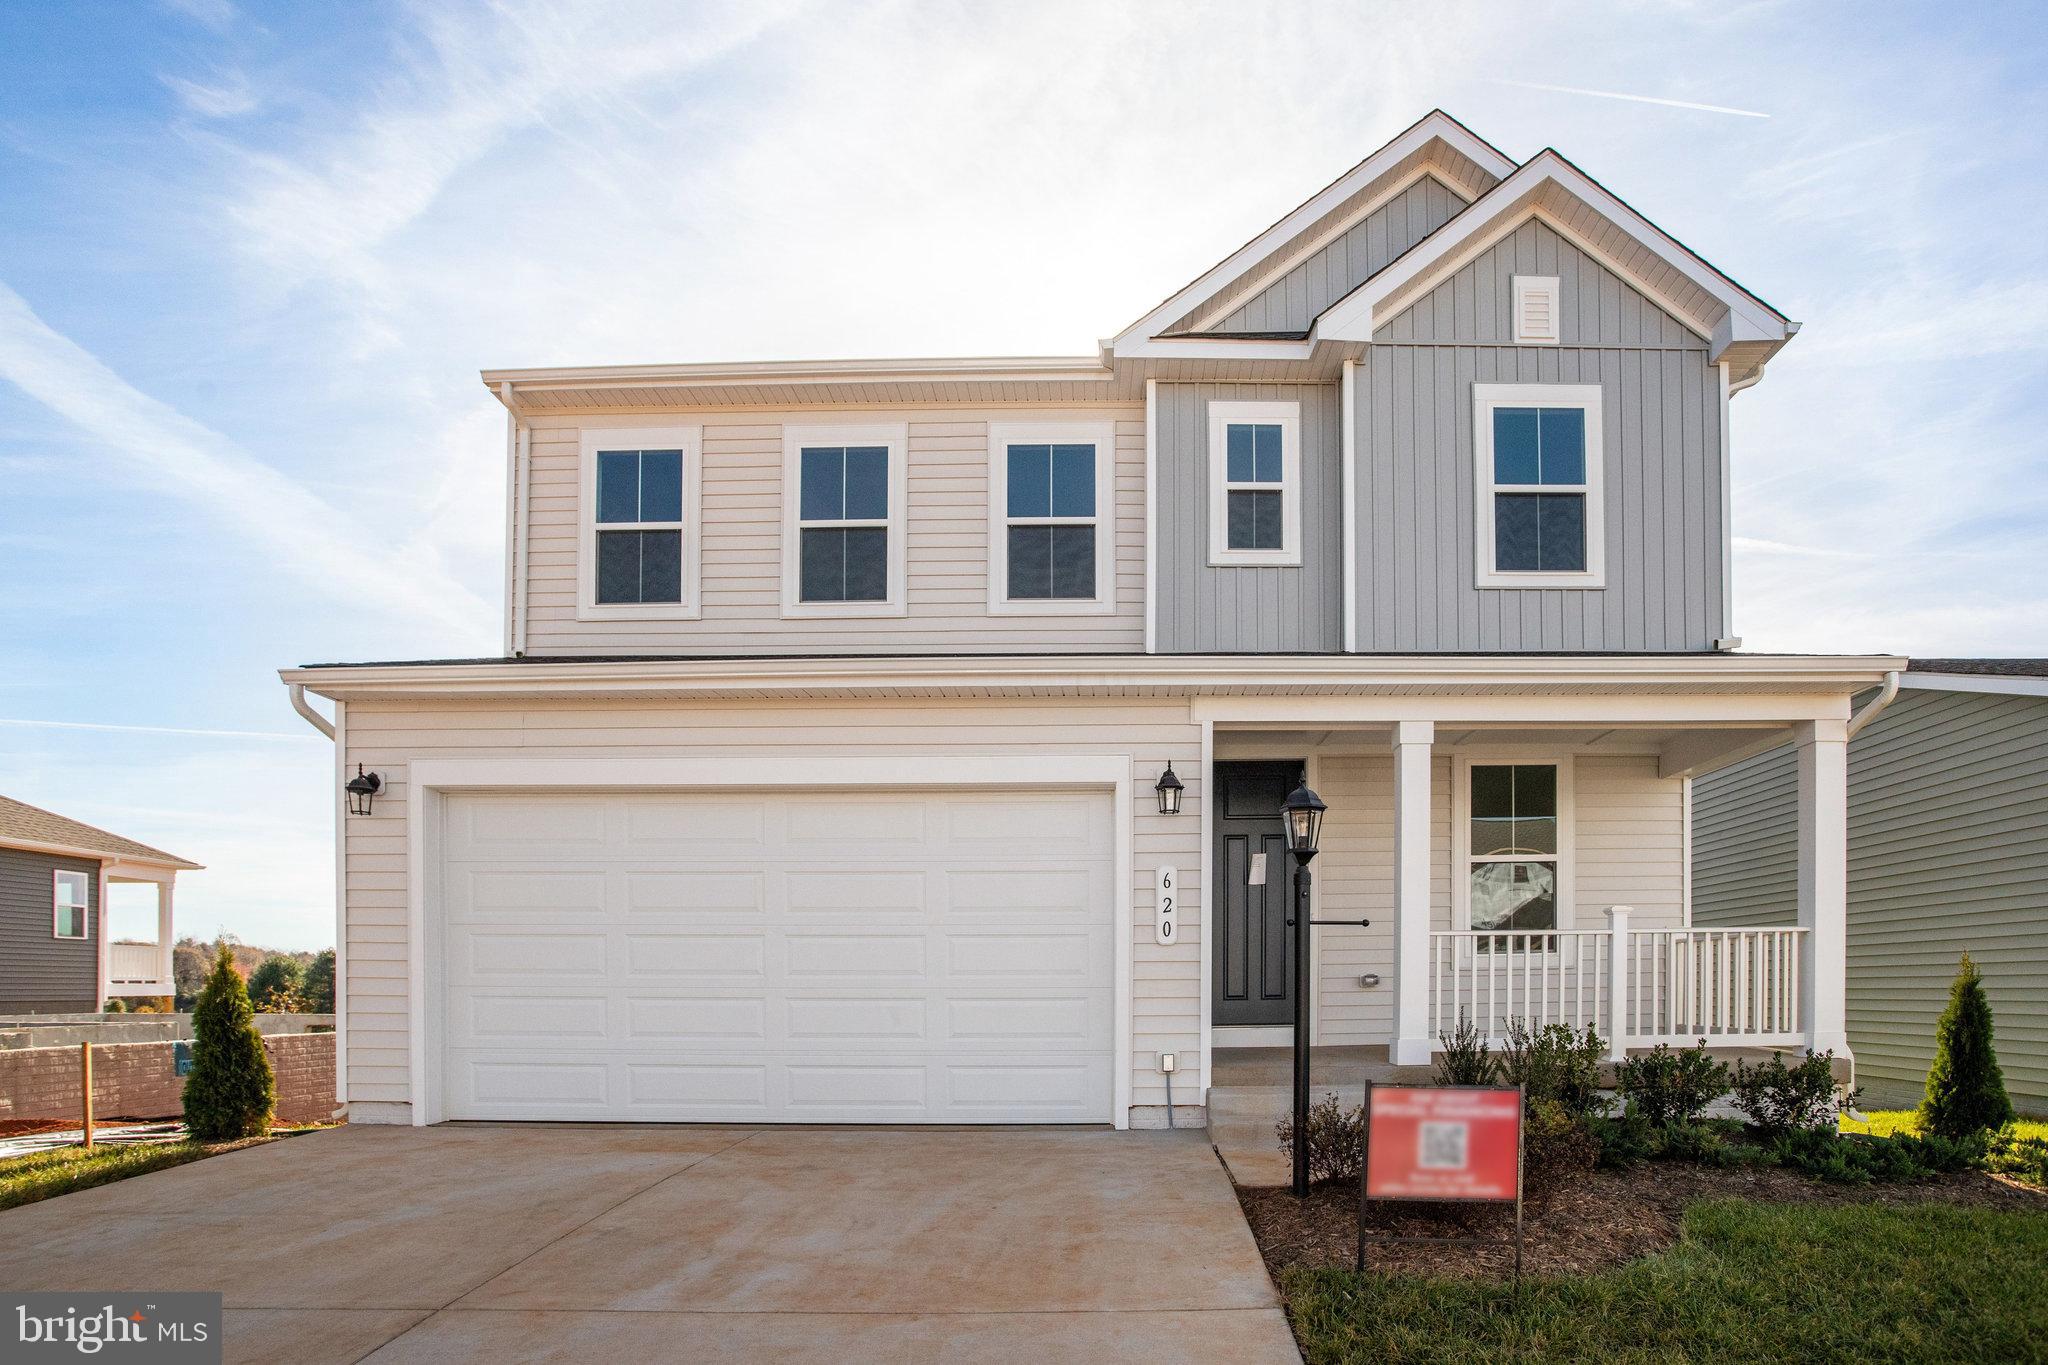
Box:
[986,421,1117,616]
[1473,382,1605,590]
[53,869,88,940]
[781,423,909,618]
[1206,400,1302,567]
[1512,274,1561,344]
[1450,754,1576,937]
[577,426,703,621]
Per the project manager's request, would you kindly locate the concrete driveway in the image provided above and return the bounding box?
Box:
[0,1124,1299,1363]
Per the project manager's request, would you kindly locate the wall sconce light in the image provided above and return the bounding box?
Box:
[1154,762,1184,816]
[345,764,383,816]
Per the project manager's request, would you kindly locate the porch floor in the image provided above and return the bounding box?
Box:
[1208,1044,1855,1187]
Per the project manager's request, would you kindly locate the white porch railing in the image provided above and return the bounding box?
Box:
[1429,914,1808,1056]
[107,941,171,992]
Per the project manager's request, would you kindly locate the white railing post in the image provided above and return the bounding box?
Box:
[1796,720,1851,1057]
[1389,721,1435,1065]
[1604,906,1631,1061]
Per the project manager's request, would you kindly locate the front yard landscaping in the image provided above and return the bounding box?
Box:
[0,1139,243,1212]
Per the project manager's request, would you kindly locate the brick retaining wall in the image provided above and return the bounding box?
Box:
[0,1032,336,1127]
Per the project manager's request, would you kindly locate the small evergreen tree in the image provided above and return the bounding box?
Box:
[302,948,336,1014]
[183,942,276,1141]
[1918,951,2013,1139]
[246,955,304,1012]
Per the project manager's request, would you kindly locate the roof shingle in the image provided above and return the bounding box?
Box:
[0,796,200,869]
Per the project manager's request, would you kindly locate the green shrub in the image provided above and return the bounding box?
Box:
[1523,1097,1601,1185]
[1770,1127,1980,1185]
[102,998,128,1014]
[1919,952,2014,1140]
[1275,1092,1364,1186]
[1615,1042,1730,1126]
[182,943,275,1142]
[1590,1111,1655,1167]
[1499,1019,1607,1119]
[1731,1050,1844,1137]
[1985,1130,2048,1187]
[1433,1014,1497,1086]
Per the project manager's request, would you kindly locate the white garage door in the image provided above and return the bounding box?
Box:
[436,789,1116,1123]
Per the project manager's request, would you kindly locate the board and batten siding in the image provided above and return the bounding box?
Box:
[1313,753,1685,1045]
[338,697,1203,1123]
[1357,217,1725,652]
[1694,688,2048,1106]
[0,846,99,1012]
[1208,174,1468,335]
[517,407,1145,656]
[1153,383,1344,652]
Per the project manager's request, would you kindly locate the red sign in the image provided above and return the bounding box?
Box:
[1364,1085,1521,1202]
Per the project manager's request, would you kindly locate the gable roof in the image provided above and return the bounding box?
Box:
[0,795,200,870]
[1313,148,1794,378]
[1901,659,2048,699]
[1109,110,1516,356]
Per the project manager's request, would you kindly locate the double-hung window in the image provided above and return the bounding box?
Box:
[53,870,88,939]
[1207,401,1301,566]
[988,422,1115,613]
[1474,383,1603,588]
[782,425,907,616]
[1459,760,1572,950]
[580,427,702,618]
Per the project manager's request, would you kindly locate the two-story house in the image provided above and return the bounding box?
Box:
[283,112,1900,1130]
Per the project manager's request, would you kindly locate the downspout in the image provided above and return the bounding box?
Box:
[1846,670,1900,739]
[501,381,531,658]
[289,684,335,739]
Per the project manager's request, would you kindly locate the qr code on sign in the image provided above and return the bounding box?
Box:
[1418,1121,1469,1169]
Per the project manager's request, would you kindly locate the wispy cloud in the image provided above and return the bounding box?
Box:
[0,280,489,636]
[160,0,236,28]
[162,70,259,118]
[1493,79,1769,119]
[0,718,321,742]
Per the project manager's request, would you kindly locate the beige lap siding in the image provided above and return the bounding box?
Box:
[519,407,1147,656]
[339,697,1202,1122]
[1312,753,1686,1046]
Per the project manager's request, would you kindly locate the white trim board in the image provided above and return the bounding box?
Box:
[1899,671,2048,698]
[402,754,1137,1130]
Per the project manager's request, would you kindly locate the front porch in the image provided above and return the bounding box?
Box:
[100,862,176,999]
[1196,692,1862,1112]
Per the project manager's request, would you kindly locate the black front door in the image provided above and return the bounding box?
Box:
[1212,761,1302,1027]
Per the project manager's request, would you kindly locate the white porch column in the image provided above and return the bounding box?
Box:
[1796,719,1851,1057]
[1389,721,1434,1065]
[158,880,176,989]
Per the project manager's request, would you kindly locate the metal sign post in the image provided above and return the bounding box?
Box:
[1355,1081,1526,1292]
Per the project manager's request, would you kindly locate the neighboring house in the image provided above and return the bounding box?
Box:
[281,111,1899,1130]
[1694,661,2048,1109]
[0,795,198,1013]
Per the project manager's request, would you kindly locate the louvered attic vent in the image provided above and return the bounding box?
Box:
[1512,275,1561,344]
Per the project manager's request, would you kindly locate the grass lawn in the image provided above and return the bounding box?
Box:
[1282,1199,2048,1364]
[1844,1108,2048,1142]
[0,1142,219,1212]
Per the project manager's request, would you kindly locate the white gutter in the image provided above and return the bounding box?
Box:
[1845,670,1901,739]
[287,683,336,739]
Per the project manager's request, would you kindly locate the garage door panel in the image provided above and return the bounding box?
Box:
[439,790,1114,1123]
[623,932,768,980]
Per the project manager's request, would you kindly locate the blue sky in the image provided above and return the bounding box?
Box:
[2,0,2044,950]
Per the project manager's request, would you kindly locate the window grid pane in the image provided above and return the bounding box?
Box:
[1228,490,1282,550]
[1495,493,1585,572]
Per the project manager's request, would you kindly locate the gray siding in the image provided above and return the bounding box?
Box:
[0,847,99,1013]
[1154,382,1344,652]
[1694,688,2048,1106]
[1357,218,1724,652]
[1210,175,1467,335]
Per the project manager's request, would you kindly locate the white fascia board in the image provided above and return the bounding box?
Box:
[282,654,1907,703]
[1108,112,1517,356]
[482,355,1114,403]
[1314,151,1792,353]
[1899,671,2048,698]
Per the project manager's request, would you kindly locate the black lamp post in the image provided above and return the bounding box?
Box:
[1282,777,1327,1197]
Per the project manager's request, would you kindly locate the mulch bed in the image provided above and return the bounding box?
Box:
[1235,1161,2047,1283]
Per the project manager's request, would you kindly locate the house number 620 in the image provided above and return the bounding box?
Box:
[1155,865,1178,946]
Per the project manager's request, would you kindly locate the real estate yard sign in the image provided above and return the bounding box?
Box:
[1357,1083,1525,1281]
